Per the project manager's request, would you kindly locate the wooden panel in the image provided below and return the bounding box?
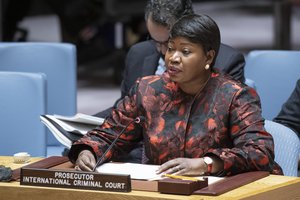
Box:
[1,156,300,200]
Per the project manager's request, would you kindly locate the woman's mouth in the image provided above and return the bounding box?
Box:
[167,66,182,76]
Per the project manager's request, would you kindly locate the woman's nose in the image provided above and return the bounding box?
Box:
[170,52,180,63]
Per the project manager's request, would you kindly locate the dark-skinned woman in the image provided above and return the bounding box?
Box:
[68,14,283,176]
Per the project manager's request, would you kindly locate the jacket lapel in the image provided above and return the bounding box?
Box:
[142,52,161,76]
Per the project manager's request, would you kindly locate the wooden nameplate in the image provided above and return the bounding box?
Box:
[158,178,208,195]
[20,167,131,192]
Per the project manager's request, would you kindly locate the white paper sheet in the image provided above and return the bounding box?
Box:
[96,162,161,180]
[96,162,224,183]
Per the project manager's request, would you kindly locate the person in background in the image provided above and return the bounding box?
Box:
[69,14,282,176]
[95,0,245,118]
[273,79,300,139]
[273,79,300,171]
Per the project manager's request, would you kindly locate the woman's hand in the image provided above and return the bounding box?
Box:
[156,158,207,176]
[75,150,96,171]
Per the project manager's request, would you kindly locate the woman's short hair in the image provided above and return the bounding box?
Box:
[170,14,221,67]
[145,0,194,29]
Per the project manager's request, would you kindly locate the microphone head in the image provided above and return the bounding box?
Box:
[135,116,145,124]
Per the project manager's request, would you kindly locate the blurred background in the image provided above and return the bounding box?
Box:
[0,0,299,115]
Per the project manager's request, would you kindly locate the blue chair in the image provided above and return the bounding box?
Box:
[0,42,77,156]
[0,72,47,157]
[265,120,300,176]
[244,50,300,120]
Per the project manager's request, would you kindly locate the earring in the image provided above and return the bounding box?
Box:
[205,64,210,70]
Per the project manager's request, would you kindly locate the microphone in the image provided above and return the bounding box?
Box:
[134,116,145,124]
[92,116,145,171]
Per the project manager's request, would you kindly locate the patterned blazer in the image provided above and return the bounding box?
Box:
[69,72,282,176]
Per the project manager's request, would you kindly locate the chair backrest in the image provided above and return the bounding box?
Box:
[0,72,47,157]
[264,120,300,176]
[245,50,300,120]
[0,42,77,146]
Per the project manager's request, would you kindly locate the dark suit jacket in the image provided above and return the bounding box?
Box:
[273,79,300,138]
[96,40,245,118]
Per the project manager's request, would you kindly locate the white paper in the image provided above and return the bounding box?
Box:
[40,115,72,147]
[54,113,104,125]
[96,162,161,180]
[203,176,224,185]
[96,162,224,184]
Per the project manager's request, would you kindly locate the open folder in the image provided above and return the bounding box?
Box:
[40,114,104,147]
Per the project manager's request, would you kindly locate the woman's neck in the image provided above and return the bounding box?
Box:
[179,72,211,95]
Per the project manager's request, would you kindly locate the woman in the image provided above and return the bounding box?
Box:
[69,14,283,176]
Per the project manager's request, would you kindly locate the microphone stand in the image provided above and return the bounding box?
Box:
[92,116,144,172]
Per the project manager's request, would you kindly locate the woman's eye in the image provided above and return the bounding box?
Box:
[182,49,190,55]
[167,47,174,52]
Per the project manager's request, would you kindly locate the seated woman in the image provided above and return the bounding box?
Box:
[68,14,283,176]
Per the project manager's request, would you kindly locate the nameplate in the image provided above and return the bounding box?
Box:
[20,167,131,192]
[158,178,208,195]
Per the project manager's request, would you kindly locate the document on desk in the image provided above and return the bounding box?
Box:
[96,162,224,184]
[96,162,161,180]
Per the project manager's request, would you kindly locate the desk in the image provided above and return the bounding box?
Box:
[0,156,300,200]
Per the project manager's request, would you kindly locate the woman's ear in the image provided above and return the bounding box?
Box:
[206,50,215,65]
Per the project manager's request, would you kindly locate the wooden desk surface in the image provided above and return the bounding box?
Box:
[0,156,300,200]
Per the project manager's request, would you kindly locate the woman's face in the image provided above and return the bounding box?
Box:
[165,36,214,90]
